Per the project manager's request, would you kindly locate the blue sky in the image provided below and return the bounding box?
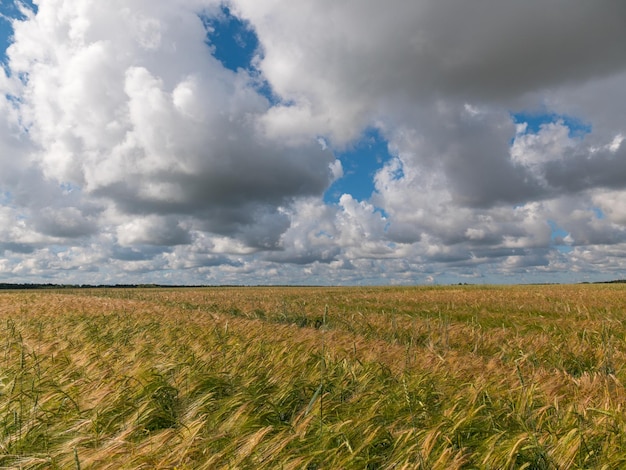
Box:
[0,4,15,61]
[202,6,258,74]
[0,1,35,52]
[512,112,591,138]
[324,129,392,204]
[0,0,625,285]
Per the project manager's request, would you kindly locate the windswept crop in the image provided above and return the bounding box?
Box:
[0,284,626,468]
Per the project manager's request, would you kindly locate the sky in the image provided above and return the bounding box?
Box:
[0,0,625,286]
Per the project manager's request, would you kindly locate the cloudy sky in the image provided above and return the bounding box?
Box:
[0,0,625,285]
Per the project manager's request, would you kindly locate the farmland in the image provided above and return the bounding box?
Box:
[1,284,626,468]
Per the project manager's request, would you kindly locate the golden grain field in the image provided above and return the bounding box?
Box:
[1,284,626,469]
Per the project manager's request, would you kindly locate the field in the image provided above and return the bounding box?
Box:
[1,284,626,469]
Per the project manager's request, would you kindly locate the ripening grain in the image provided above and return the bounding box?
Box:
[1,284,626,468]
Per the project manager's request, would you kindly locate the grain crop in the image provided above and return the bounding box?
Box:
[0,284,625,468]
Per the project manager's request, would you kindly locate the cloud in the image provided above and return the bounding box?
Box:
[543,140,626,193]
[2,1,336,252]
[32,206,98,238]
[235,0,626,139]
[0,0,625,284]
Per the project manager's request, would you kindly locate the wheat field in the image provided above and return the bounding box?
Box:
[1,284,626,468]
